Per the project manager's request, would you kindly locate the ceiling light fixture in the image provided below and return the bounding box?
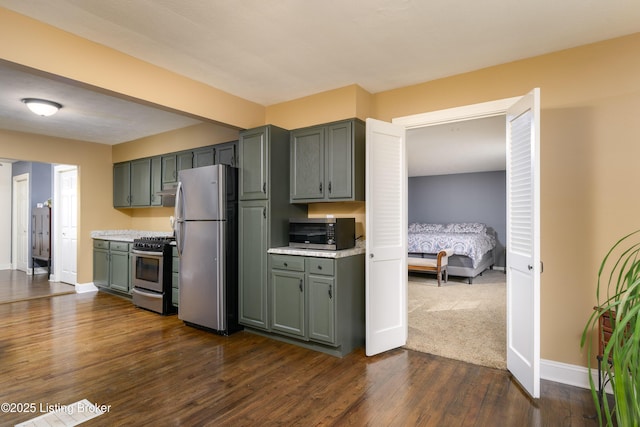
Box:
[21,98,62,117]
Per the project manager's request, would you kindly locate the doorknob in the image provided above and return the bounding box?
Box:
[528,265,533,271]
[370,253,374,258]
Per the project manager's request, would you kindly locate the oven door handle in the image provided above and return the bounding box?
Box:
[132,288,162,298]
[132,249,164,257]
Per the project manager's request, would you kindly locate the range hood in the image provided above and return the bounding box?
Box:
[156,184,177,207]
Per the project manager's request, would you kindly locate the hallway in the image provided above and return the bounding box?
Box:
[0,269,74,304]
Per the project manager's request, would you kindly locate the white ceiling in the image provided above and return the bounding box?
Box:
[0,0,639,173]
[407,115,505,177]
[0,62,202,144]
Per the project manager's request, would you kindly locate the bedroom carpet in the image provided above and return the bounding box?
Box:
[405,269,506,369]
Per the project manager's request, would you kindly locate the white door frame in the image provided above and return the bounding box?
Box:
[12,173,30,272]
[392,95,540,397]
[53,164,78,284]
[392,97,520,129]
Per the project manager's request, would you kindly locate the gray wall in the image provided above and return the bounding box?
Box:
[408,170,506,267]
[13,161,53,209]
[12,161,53,269]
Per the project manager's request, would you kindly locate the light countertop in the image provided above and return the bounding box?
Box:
[91,230,173,242]
[268,241,365,259]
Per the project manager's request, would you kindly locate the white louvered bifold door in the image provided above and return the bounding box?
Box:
[365,118,407,356]
[506,89,541,399]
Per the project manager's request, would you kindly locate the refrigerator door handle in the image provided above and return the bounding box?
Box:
[174,181,185,256]
[176,221,185,257]
[174,181,184,223]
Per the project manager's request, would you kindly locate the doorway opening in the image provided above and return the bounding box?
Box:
[404,116,507,369]
[393,97,518,369]
[4,160,78,286]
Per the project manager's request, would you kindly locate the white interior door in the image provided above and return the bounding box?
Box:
[365,118,407,356]
[506,88,541,398]
[12,173,29,272]
[55,165,78,284]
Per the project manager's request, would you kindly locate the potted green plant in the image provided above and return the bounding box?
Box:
[581,230,640,426]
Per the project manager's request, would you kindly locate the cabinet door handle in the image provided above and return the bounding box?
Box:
[262,182,266,194]
[284,262,288,267]
[263,207,266,219]
[319,182,323,193]
[299,279,303,292]
[328,181,332,193]
[328,285,332,299]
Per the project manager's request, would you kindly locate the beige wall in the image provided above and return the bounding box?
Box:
[266,84,374,129]
[0,7,265,130]
[112,122,240,163]
[373,35,640,367]
[265,33,640,367]
[0,130,131,284]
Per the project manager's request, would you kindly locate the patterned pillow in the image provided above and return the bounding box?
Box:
[444,222,487,234]
[408,223,444,233]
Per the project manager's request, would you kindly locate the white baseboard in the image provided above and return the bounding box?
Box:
[0,263,11,270]
[541,358,612,394]
[75,282,99,293]
[32,266,49,275]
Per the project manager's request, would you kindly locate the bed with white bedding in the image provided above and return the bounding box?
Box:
[408,222,497,284]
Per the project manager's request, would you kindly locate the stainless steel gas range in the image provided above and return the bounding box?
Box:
[131,236,176,315]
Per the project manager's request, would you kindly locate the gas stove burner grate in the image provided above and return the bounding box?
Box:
[134,236,174,242]
[133,236,175,251]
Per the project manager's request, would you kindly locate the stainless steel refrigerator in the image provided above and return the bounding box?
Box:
[174,164,240,334]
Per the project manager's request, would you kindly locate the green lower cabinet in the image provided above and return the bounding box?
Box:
[109,251,130,292]
[93,241,109,288]
[93,239,131,295]
[238,201,269,330]
[271,270,306,338]
[267,253,364,356]
[308,275,335,344]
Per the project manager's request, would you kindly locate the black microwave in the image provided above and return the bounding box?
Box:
[289,218,355,251]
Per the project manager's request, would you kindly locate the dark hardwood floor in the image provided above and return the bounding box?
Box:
[0,269,74,304]
[0,280,598,426]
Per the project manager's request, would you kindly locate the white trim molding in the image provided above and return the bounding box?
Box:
[75,282,98,293]
[392,97,520,128]
[541,358,612,394]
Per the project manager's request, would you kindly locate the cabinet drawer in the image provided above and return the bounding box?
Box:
[271,255,305,272]
[110,241,130,252]
[93,239,109,250]
[307,258,334,276]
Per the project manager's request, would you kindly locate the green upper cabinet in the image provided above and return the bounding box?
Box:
[150,156,162,206]
[162,151,193,188]
[130,158,151,206]
[113,158,160,208]
[290,118,365,203]
[215,140,238,167]
[113,162,131,207]
[193,147,214,168]
[239,127,269,200]
[114,142,237,208]
[290,126,324,200]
